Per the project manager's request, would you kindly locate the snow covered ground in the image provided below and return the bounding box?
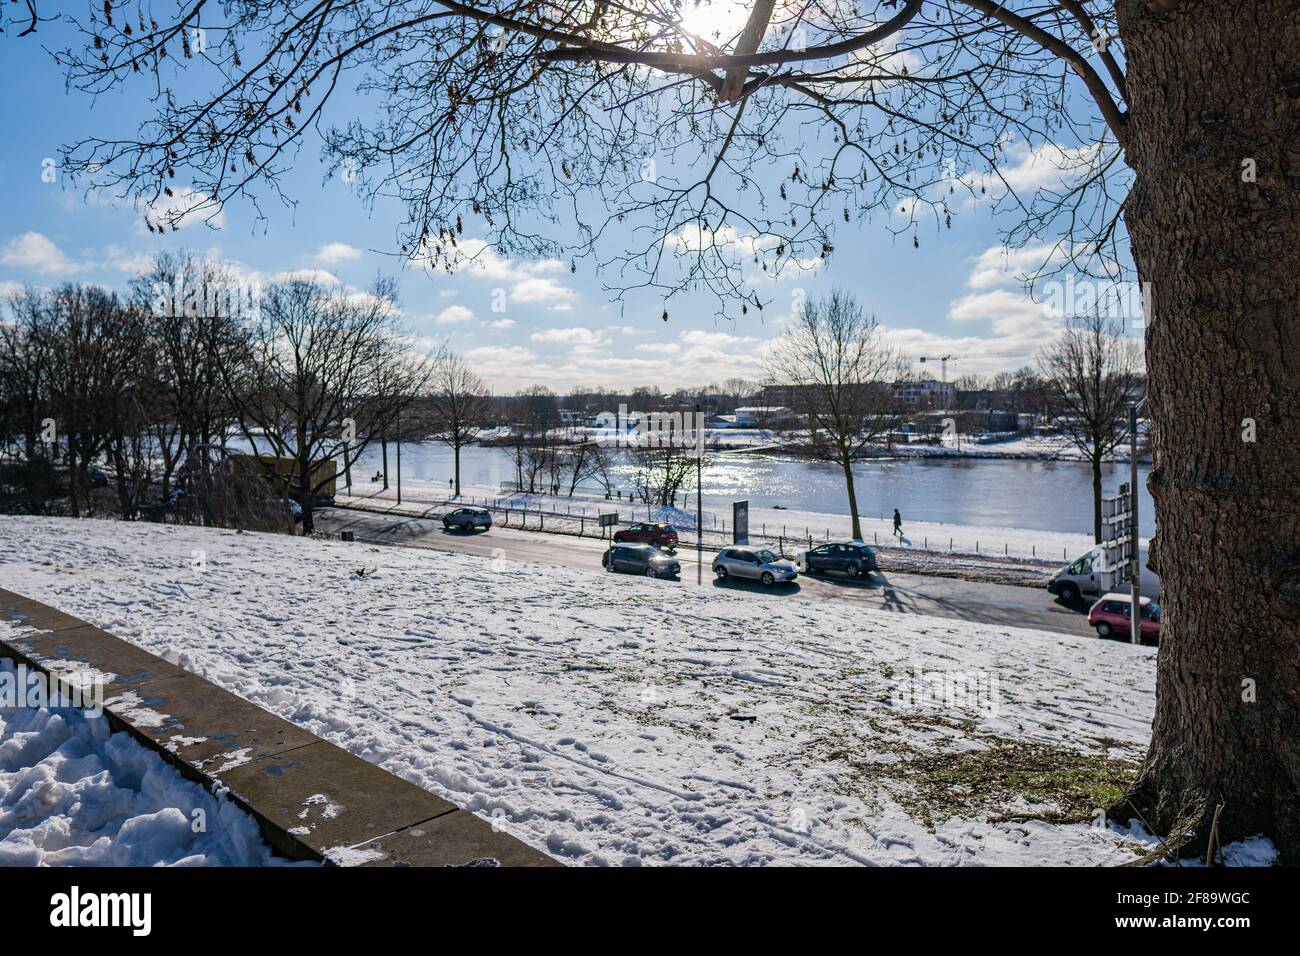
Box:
[0,657,307,866]
[0,516,1188,866]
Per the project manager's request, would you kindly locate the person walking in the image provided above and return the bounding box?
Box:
[892,508,903,539]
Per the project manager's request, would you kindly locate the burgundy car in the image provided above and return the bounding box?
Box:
[613,522,679,549]
[1087,593,1161,643]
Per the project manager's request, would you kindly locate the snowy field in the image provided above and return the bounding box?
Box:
[0,516,1173,865]
[0,658,304,866]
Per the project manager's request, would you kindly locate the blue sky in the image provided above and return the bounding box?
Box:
[0,13,1109,394]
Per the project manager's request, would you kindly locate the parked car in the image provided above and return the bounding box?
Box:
[443,506,492,532]
[1048,543,1160,604]
[798,541,877,578]
[1087,592,1161,642]
[712,547,799,586]
[613,522,679,550]
[602,543,681,579]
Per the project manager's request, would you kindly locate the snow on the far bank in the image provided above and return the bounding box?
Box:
[0,658,308,867]
[0,517,1191,865]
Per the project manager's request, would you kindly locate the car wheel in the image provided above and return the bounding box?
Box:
[846,562,861,578]
[645,568,658,579]
[715,566,728,580]
[1096,622,1113,637]
[761,571,775,586]
[1058,582,1079,604]
[442,520,451,530]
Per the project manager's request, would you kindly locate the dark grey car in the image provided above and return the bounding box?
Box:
[602,543,681,579]
[798,541,877,578]
[443,506,492,532]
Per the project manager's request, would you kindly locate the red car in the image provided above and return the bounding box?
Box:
[1087,593,1161,643]
[613,522,679,549]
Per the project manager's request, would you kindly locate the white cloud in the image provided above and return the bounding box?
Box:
[271,268,341,285]
[670,223,778,257]
[1,232,84,275]
[138,187,226,232]
[435,304,475,325]
[484,318,515,329]
[314,242,364,265]
[679,328,757,348]
[530,326,608,347]
[104,245,155,274]
[956,141,1105,205]
[511,275,576,306]
[422,238,577,306]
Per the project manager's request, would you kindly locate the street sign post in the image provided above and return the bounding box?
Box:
[1098,484,1134,594]
[733,500,749,545]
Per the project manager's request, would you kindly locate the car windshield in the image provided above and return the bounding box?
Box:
[754,549,778,564]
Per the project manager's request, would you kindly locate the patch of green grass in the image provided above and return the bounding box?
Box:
[818,728,1139,831]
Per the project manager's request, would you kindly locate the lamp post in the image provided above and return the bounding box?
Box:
[396,406,402,506]
[696,403,703,586]
[1129,402,1141,645]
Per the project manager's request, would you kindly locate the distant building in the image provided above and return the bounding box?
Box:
[892,378,956,408]
[734,406,793,428]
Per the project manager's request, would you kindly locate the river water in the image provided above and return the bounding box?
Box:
[344,442,1156,539]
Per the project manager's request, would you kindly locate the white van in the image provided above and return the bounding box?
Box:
[1047,542,1160,604]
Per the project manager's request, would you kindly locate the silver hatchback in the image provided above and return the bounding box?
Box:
[712,547,799,585]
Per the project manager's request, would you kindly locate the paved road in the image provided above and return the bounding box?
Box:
[315,505,1096,639]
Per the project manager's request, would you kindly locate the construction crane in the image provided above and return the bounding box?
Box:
[918,351,1035,383]
[917,354,955,383]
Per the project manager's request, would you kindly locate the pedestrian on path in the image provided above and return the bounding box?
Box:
[893,509,903,539]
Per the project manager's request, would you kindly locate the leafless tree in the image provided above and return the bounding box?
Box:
[722,377,757,413]
[0,288,61,513]
[767,290,902,541]
[222,275,426,534]
[629,445,696,508]
[1039,312,1143,543]
[128,251,247,513]
[425,346,489,497]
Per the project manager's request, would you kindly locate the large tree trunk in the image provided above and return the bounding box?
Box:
[840,450,863,541]
[297,449,315,535]
[1091,452,1103,544]
[1116,0,1300,861]
[453,441,462,497]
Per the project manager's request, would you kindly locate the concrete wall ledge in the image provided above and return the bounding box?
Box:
[0,586,558,868]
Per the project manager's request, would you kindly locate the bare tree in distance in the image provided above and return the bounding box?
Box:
[221,275,427,534]
[722,377,757,414]
[425,347,489,498]
[16,0,1300,860]
[767,290,903,542]
[128,250,246,514]
[1038,312,1143,544]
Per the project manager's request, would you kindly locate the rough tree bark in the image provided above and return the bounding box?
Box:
[1115,0,1300,861]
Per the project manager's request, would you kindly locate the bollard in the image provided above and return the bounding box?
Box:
[341,531,354,542]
